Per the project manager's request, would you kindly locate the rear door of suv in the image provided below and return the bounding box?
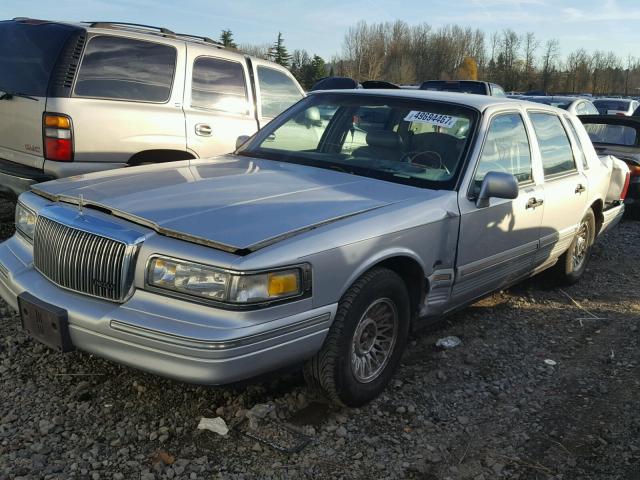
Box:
[0,20,77,171]
[183,45,258,158]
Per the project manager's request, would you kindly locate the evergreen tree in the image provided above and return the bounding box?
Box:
[220,29,237,49]
[269,32,291,67]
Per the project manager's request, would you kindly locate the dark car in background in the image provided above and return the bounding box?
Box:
[592,98,639,116]
[419,80,506,97]
[579,115,640,217]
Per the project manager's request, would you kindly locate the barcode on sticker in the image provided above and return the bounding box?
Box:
[404,111,458,128]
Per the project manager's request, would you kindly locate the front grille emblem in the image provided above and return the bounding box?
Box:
[78,194,84,216]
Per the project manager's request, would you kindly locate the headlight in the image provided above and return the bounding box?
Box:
[147,256,309,305]
[15,202,37,241]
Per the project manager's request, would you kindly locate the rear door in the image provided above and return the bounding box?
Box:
[527,111,589,266]
[454,110,544,304]
[0,20,78,169]
[183,46,258,158]
[251,59,305,126]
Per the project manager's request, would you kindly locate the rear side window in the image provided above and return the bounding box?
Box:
[563,118,589,169]
[191,57,249,114]
[257,67,303,118]
[474,113,532,192]
[529,113,577,177]
[0,20,76,97]
[74,36,176,102]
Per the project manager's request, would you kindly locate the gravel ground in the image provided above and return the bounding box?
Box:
[0,196,638,480]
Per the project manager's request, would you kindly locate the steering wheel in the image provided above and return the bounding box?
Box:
[401,151,451,175]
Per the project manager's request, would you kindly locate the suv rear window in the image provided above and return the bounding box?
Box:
[74,35,176,103]
[0,20,77,97]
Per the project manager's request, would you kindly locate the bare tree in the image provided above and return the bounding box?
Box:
[540,39,560,92]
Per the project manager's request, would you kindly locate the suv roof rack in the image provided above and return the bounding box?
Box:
[174,32,224,48]
[86,21,176,35]
[84,21,225,48]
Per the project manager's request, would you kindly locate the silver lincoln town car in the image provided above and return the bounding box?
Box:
[0,90,627,406]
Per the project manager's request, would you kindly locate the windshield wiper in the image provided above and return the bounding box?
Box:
[0,90,39,102]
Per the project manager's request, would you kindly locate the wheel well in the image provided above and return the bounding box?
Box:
[128,149,195,166]
[375,257,426,318]
[590,200,604,235]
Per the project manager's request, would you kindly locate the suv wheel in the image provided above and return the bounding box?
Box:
[552,209,596,285]
[303,267,410,407]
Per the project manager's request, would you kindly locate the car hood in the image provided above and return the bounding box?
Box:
[32,156,429,253]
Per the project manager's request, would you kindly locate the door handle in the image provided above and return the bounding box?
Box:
[526,197,544,209]
[195,123,212,136]
[575,184,586,194]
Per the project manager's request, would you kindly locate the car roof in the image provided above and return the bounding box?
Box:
[310,88,560,112]
[593,98,634,103]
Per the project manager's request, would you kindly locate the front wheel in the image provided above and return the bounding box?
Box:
[552,209,596,285]
[303,268,410,407]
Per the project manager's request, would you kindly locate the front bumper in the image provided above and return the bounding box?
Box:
[0,236,335,384]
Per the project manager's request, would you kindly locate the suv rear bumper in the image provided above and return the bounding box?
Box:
[0,158,53,196]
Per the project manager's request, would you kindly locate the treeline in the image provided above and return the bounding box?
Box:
[223,21,640,95]
[330,20,640,95]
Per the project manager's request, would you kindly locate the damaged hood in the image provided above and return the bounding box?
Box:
[32,156,426,253]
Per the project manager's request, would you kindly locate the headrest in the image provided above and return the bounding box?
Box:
[366,131,402,149]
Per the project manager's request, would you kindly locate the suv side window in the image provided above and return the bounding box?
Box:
[257,66,303,118]
[74,35,176,103]
[491,84,506,97]
[473,113,532,193]
[191,57,249,115]
[529,112,577,177]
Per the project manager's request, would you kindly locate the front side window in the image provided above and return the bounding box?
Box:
[473,113,532,193]
[191,57,248,114]
[74,35,176,102]
[257,67,303,118]
[529,113,577,177]
[239,93,478,189]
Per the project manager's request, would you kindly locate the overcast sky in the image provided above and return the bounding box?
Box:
[1,0,638,61]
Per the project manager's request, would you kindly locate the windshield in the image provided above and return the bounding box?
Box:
[0,20,77,97]
[593,99,631,113]
[238,93,478,189]
[526,97,572,110]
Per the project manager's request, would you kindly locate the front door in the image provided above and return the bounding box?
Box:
[183,45,259,158]
[453,112,544,305]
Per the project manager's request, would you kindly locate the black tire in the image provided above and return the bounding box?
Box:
[303,267,410,407]
[551,209,596,285]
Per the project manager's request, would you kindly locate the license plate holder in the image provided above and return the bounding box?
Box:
[18,292,74,353]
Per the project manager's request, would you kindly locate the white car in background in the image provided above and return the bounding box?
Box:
[522,96,599,116]
[593,98,640,116]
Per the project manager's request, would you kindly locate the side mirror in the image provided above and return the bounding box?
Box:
[476,171,519,208]
[236,135,250,150]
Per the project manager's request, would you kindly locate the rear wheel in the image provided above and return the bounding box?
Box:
[552,209,596,285]
[303,268,410,407]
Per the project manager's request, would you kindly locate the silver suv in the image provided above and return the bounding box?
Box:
[0,18,304,195]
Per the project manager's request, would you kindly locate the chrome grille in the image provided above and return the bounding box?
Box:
[34,216,132,301]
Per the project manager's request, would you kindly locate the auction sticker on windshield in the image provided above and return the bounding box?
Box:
[404,111,459,128]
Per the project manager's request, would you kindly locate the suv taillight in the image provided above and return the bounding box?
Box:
[43,113,73,161]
